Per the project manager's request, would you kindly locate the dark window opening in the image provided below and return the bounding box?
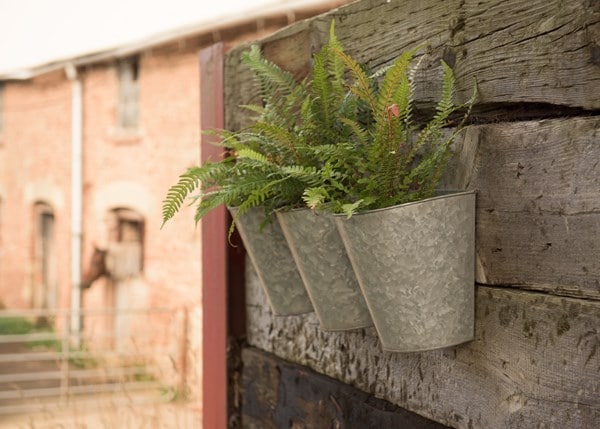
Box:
[33,202,56,311]
[117,57,140,130]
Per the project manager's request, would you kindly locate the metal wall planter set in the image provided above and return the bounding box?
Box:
[232,191,476,352]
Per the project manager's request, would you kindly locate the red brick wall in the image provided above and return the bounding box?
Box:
[0,71,72,309]
[0,47,203,313]
[0,44,205,403]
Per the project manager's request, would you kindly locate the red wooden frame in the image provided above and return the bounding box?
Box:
[200,43,227,429]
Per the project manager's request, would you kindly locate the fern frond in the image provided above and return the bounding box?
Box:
[308,23,351,145]
[433,60,457,122]
[240,104,268,118]
[235,148,271,165]
[338,117,368,146]
[241,45,300,100]
[233,175,291,220]
[402,53,425,143]
[280,165,318,179]
[326,21,346,101]
[302,187,329,210]
[341,199,366,218]
[193,191,230,224]
[242,45,308,132]
[327,21,345,80]
[161,163,233,227]
[252,121,300,160]
[334,49,377,113]
[375,48,416,121]
[311,50,336,134]
[408,60,457,162]
[162,170,200,226]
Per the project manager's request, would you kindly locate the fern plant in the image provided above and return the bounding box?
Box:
[162,20,476,230]
[302,45,477,217]
[162,22,355,232]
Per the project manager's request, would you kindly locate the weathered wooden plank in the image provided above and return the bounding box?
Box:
[242,347,450,429]
[245,264,600,429]
[229,2,600,428]
[225,0,600,130]
[445,117,600,298]
[226,105,600,295]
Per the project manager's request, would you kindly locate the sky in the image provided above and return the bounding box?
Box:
[0,0,326,75]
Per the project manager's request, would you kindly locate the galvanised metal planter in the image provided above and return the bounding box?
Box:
[335,191,475,352]
[229,207,313,316]
[277,209,372,331]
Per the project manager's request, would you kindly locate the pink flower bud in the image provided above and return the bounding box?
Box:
[388,104,400,118]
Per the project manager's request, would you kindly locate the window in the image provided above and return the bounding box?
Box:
[33,202,56,310]
[106,208,144,280]
[117,57,140,129]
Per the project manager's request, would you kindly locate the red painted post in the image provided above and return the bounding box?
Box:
[199,43,227,429]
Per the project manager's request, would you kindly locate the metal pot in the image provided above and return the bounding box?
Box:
[277,208,372,331]
[335,191,475,352]
[229,206,313,316]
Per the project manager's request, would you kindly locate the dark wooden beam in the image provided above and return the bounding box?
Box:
[242,347,451,429]
[225,0,600,131]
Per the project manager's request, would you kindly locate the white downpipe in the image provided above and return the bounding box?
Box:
[66,64,83,339]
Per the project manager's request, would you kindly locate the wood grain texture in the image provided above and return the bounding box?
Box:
[245,264,600,429]
[225,0,600,131]
[444,117,600,299]
[200,43,228,429]
[242,347,450,429]
[225,2,600,427]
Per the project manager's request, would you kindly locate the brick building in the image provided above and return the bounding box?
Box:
[0,45,203,310]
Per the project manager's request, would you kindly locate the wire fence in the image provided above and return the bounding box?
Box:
[0,306,188,415]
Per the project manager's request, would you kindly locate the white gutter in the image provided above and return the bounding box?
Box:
[66,64,83,340]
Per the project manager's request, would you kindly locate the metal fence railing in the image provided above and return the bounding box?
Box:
[0,307,188,415]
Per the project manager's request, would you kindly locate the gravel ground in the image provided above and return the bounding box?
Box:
[0,402,202,428]
[0,342,202,428]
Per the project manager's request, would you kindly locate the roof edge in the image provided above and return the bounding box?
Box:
[0,0,349,81]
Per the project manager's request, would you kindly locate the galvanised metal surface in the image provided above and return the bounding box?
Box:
[229,207,313,316]
[277,209,372,331]
[335,191,475,352]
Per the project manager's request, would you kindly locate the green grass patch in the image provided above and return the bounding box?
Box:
[0,316,36,335]
[0,315,96,368]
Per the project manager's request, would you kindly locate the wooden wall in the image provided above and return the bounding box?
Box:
[225,0,600,427]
